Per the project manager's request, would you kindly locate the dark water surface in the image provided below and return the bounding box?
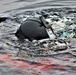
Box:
[0,0,76,75]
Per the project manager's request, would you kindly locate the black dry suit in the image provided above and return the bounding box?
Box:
[15,16,49,41]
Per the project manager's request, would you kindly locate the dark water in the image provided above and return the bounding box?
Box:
[0,0,76,75]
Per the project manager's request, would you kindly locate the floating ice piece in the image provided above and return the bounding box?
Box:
[52,40,67,50]
[45,18,52,25]
[62,31,68,38]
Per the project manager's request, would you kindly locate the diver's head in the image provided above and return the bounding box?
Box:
[15,16,49,41]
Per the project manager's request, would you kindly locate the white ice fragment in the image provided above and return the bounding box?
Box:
[38,38,49,43]
[45,18,52,25]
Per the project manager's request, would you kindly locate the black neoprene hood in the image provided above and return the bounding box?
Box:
[15,17,49,41]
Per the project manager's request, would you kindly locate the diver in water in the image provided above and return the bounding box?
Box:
[15,16,56,41]
[15,16,68,50]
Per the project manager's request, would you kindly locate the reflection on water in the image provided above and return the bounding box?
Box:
[0,0,76,75]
